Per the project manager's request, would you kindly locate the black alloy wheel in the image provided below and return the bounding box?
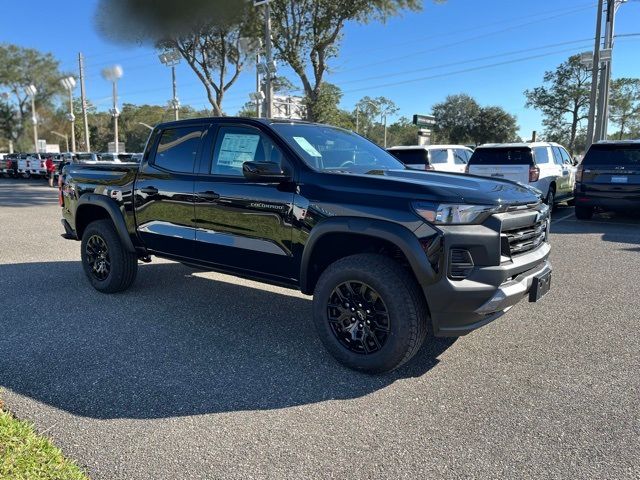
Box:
[327,281,390,354]
[85,234,111,281]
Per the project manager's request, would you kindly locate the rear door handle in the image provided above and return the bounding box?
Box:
[197,190,220,200]
[140,186,158,195]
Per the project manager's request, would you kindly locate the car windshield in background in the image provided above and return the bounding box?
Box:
[470,147,533,165]
[583,144,640,166]
[272,123,405,173]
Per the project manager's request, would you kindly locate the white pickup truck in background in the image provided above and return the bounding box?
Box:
[466,142,577,208]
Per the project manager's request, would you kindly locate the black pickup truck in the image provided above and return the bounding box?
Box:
[60,118,552,373]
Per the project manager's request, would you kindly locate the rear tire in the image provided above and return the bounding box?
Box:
[81,219,138,293]
[312,253,429,373]
[575,205,594,220]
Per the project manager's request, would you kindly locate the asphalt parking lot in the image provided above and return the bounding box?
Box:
[1,178,639,480]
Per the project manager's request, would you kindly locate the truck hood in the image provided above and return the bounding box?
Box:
[332,168,542,206]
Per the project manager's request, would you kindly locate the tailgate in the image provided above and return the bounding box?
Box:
[582,165,640,198]
[468,164,529,184]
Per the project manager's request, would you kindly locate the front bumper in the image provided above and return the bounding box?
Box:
[424,242,551,337]
[418,204,552,337]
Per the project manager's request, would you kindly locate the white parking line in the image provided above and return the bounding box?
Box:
[551,211,575,223]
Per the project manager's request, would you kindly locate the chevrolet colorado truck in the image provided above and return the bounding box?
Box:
[60,118,552,373]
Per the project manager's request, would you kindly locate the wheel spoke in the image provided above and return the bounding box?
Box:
[326,280,389,355]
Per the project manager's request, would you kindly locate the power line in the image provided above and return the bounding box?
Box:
[336,37,596,87]
[332,3,597,74]
[339,41,640,95]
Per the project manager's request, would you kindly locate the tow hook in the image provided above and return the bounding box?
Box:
[140,255,152,263]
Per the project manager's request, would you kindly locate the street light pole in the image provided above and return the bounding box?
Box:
[61,77,77,152]
[171,65,178,120]
[586,0,605,148]
[158,50,181,121]
[102,65,123,154]
[24,85,38,152]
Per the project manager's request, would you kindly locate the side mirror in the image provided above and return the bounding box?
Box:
[242,161,290,183]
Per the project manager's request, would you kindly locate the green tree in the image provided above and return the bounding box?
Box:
[609,78,640,140]
[0,44,67,144]
[354,96,399,145]
[432,94,481,144]
[472,106,518,145]
[307,82,352,128]
[524,55,590,153]
[269,0,423,121]
[385,116,419,147]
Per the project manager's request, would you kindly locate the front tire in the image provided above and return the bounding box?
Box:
[81,219,138,293]
[546,186,556,211]
[312,254,429,373]
[575,205,594,220]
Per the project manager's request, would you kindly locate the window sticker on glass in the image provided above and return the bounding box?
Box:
[218,133,261,169]
[293,136,322,158]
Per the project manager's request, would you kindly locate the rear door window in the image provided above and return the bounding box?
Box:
[388,149,428,167]
[551,147,564,165]
[559,148,573,165]
[153,126,204,173]
[582,144,640,166]
[430,149,448,164]
[468,147,533,165]
[533,147,550,164]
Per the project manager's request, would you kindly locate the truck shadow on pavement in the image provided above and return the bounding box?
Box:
[0,261,455,419]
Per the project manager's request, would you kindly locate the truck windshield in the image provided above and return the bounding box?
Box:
[582,144,640,166]
[469,147,533,165]
[271,123,405,173]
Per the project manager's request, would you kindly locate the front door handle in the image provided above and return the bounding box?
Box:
[140,186,158,195]
[197,190,220,201]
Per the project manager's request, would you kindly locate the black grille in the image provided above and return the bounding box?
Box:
[503,220,547,256]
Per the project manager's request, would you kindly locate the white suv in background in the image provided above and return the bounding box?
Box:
[387,145,473,173]
[466,142,577,207]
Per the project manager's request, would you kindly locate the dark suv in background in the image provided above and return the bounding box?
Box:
[574,140,640,219]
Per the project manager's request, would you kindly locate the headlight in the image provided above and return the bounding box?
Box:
[413,202,499,224]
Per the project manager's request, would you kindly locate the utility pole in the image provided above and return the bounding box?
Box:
[595,0,623,141]
[585,0,605,148]
[256,53,262,117]
[263,0,273,118]
[356,106,360,133]
[78,53,91,152]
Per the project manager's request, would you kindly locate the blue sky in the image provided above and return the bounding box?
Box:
[2,0,639,138]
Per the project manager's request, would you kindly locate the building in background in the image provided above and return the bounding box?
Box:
[272,95,306,120]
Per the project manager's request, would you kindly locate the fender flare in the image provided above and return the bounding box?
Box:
[299,216,438,294]
[76,194,136,253]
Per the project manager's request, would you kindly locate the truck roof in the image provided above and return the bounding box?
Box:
[155,117,315,130]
